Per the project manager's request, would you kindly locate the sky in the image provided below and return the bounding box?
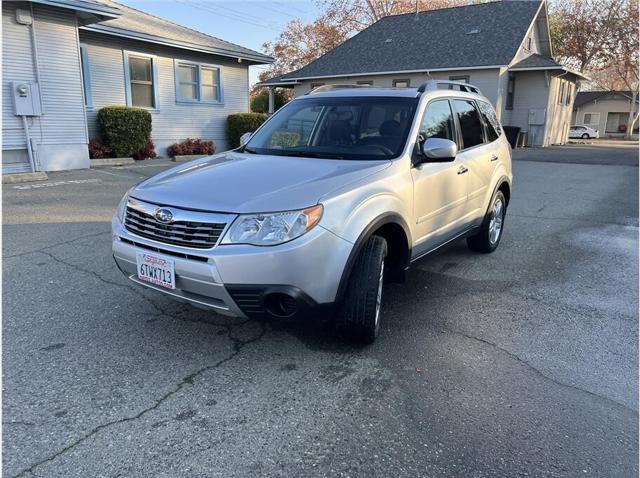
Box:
[118,0,322,85]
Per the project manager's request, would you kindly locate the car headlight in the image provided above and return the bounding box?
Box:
[115,192,129,223]
[221,205,323,246]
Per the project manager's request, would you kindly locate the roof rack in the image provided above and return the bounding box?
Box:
[305,84,371,95]
[417,80,481,94]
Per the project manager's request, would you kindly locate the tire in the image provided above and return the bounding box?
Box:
[582,133,590,139]
[338,235,387,344]
[467,190,507,253]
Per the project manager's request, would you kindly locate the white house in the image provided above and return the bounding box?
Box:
[258,0,586,147]
[572,91,639,138]
[2,0,273,174]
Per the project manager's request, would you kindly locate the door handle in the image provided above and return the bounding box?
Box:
[490,154,499,162]
[457,165,468,175]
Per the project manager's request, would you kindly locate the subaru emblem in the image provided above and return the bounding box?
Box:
[154,208,173,223]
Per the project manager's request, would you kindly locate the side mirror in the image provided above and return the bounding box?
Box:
[420,138,457,162]
[239,132,252,147]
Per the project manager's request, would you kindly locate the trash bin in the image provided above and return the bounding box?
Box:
[503,126,521,149]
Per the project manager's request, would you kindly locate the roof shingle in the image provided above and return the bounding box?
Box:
[283,0,542,80]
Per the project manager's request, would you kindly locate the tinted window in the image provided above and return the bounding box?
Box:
[245,97,418,160]
[453,100,484,149]
[419,100,455,141]
[477,100,501,142]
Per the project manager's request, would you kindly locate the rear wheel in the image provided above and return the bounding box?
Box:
[467,190,506,253]
[338,235,387,344]
[581,133,590,139]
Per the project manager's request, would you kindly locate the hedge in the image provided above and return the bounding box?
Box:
[97,106,152,157]
[227,113,267,148]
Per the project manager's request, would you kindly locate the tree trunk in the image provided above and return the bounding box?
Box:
[626,91,638,139]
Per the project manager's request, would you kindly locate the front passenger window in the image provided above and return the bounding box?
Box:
[419,100,455,141]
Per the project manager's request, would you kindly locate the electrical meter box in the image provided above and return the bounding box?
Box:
[11,81,42,116]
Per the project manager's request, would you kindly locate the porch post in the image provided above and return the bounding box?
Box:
[268,87,275,114]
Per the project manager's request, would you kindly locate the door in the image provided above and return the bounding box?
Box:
[411,99,469,257]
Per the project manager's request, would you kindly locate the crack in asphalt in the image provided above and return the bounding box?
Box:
[3,230,112,259]
[13,321,267,478]
[440,326,637,414]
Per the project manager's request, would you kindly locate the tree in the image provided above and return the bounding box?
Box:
[250,88,290,113]
[548,0,626,72]
[607,0,639,138]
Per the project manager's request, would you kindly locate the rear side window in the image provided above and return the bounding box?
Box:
[419,100,455,141]
[452,99,484,149]
[477,100,501,142]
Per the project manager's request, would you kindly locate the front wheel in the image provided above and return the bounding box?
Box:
[467,190,506,253]
[338,235,387,344]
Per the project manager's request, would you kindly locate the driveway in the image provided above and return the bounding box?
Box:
[513,141,639,166]
[3,148,638,477]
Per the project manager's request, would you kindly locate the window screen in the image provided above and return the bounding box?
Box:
[129,56,155,108]
[419,100,455,141]
[453,99,485,149]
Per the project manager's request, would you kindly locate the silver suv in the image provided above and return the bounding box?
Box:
[112,81,512,343]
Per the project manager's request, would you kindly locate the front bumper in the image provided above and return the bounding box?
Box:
[112,218,353,318]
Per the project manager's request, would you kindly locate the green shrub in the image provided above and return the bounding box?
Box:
[271,131,300,148]
[97,106,152,157]
[227,113,267,148]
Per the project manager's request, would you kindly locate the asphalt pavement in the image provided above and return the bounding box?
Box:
[3,146,639,477]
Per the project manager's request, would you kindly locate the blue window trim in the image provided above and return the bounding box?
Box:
[123,50,160,112]
[173,59,224,106]
[80,43,93,110]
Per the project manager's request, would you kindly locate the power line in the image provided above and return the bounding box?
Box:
[191,0,265,24]
[273,1,309,15]
[177,0,279,30]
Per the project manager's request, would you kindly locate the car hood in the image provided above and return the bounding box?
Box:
[131,151,391,213]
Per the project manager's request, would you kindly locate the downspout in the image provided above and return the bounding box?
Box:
[26,2,42,171]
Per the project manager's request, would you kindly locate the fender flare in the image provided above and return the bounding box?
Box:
[334,212,412,303]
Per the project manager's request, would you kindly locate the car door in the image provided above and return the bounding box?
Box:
[451,99,492,224]
[411,99,469,257]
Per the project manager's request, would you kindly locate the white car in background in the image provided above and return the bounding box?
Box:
[569,125,599,139]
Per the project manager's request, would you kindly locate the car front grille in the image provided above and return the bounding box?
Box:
[124,205,226,249]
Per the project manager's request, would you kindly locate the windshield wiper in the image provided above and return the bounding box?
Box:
[278,150,346,160]
[242,146,258,154]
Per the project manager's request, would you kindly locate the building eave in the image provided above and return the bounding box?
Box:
[79,25,274,64]
[282,65,506,82]
[29,0,122,18]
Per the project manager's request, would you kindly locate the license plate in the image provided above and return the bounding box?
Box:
[136,252,175,289]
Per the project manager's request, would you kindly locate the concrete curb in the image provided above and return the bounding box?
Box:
[2,171,49,184]
[171,155,208,162]
[91,157,135,167]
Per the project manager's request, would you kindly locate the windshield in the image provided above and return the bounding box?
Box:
[244,96,419,160]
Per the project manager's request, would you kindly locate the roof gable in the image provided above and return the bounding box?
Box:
[284,0,543,80]
[574,91,638,108]
[79,0,272,63]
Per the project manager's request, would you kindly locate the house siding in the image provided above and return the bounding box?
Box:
[572,98,638,137]
[80,31,250,153]
[292,69,501,105]
[2,2,89,172]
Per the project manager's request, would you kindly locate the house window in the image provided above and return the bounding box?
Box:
[565,83,572,106]
[79,44,92,108]
[606,112,630,133]
[525,36,532,51]
[124,51,158,109]
[393,79,410,88]
[175,60,222,103]
[583,112,600,128]
[506,74,515,110]
[449,75,470,83]
[357,80,373,86]
[558,80,566,105]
